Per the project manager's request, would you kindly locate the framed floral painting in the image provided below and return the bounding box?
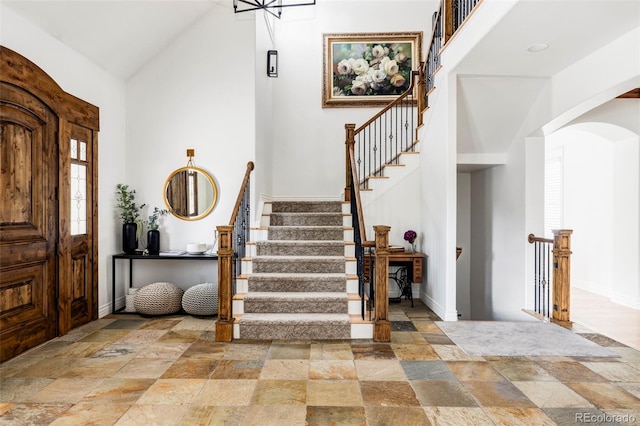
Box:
[322,32,423,108]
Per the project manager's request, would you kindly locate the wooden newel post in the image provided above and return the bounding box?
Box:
[551,229,573,324]
[373,225,391,342]
[443,0,454,43]
[345,124,356,202]
[215,225,235,342]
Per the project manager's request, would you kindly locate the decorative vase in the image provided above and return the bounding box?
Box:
[122,223,138,254]
[411,243,416,253]
[147,229,160,255]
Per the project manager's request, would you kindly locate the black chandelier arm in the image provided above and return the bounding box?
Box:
[234,0,316,19]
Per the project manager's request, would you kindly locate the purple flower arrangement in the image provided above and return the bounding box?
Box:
[404,230,417,244]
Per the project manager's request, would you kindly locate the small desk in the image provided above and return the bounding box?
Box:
[364,251,426,284]
[111,252,218,314]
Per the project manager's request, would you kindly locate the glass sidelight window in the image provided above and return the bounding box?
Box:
[70,138,87,235]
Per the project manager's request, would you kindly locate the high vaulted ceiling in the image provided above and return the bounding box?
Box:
[5,1,638,81]
[3,0,227,80]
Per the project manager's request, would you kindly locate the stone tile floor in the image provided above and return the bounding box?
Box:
[1,299,639,425]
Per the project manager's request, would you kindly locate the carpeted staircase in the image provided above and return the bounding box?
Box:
[233,200,372,340]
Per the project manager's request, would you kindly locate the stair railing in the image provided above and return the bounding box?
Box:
[216,161,255,342]
[423,0,482,109]
[527,230,573,324]
[424,5,443,108]
[346,127,391,342]
[346,70,423,191]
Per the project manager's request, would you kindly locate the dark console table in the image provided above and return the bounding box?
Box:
[111,252,218,314]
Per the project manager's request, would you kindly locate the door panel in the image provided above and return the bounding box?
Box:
[0,84,58,362]
[59,123,95,334]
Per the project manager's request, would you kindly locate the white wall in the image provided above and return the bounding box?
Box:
[123,8,256,302]
[548,114,639,310]
[1,5,127,315]
[548,129,615,293]
[418,72,458,321]
[564,99,640,309]
[269,1,438,199]
[255,13,276,218]
[612,135,640,308]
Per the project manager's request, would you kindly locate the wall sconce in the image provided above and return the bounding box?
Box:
[267,50,278,77]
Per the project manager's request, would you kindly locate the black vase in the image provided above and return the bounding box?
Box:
[122,222,138,254]
[147,230,160,255]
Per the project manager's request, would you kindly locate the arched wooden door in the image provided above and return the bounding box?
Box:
[0,84,59,360]
[0,46,99,361]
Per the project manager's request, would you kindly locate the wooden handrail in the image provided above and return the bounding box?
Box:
[528,233,553,244]
[355,70,420,134]
[421,3,443,76]
[228,161,255,225]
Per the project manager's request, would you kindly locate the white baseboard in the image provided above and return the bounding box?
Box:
[419,291,458,321]
[99,298,121,318]
[610,292,640,310]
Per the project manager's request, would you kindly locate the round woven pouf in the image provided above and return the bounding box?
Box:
[134,282,183,316]
[182,283,218,316]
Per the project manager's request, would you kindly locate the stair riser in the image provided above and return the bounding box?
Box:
[270,213,343,227]
[256,243,344,257]
[271,201,343,213]
[252,260,345,274]
[268,228,345,241]
[239,324,351,340]
[244,300,348,314]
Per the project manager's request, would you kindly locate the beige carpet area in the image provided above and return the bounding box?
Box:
[435,321,619,357]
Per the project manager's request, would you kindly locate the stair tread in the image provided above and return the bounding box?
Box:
[253,256,345,260]
[270,212,342,215]
[269,225,346,228]
[247,273,347,278]
[257,240,345,244]
[239,313,350,323]
[244,292,348,299]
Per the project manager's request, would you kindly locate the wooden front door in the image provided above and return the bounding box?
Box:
[0,83,59,362]
[1,46,99,362]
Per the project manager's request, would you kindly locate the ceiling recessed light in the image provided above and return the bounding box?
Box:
[527,43,549,52]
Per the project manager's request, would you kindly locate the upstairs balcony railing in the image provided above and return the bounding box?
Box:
[424,0,482,108]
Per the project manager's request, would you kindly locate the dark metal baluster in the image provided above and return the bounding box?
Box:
[533,243,537,315]
[546,243,551,318]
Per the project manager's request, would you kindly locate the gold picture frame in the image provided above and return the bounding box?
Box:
[322,32,423,108]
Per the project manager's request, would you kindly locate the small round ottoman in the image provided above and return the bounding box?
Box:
[134,282,183,315]
[182,283,218,316]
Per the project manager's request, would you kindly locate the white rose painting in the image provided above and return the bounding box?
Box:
[323,32,422,107]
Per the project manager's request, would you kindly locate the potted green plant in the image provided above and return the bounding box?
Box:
[115,184,146,254]
[146,207,169,255]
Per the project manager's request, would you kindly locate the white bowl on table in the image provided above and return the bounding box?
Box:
[186,242,207,254]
